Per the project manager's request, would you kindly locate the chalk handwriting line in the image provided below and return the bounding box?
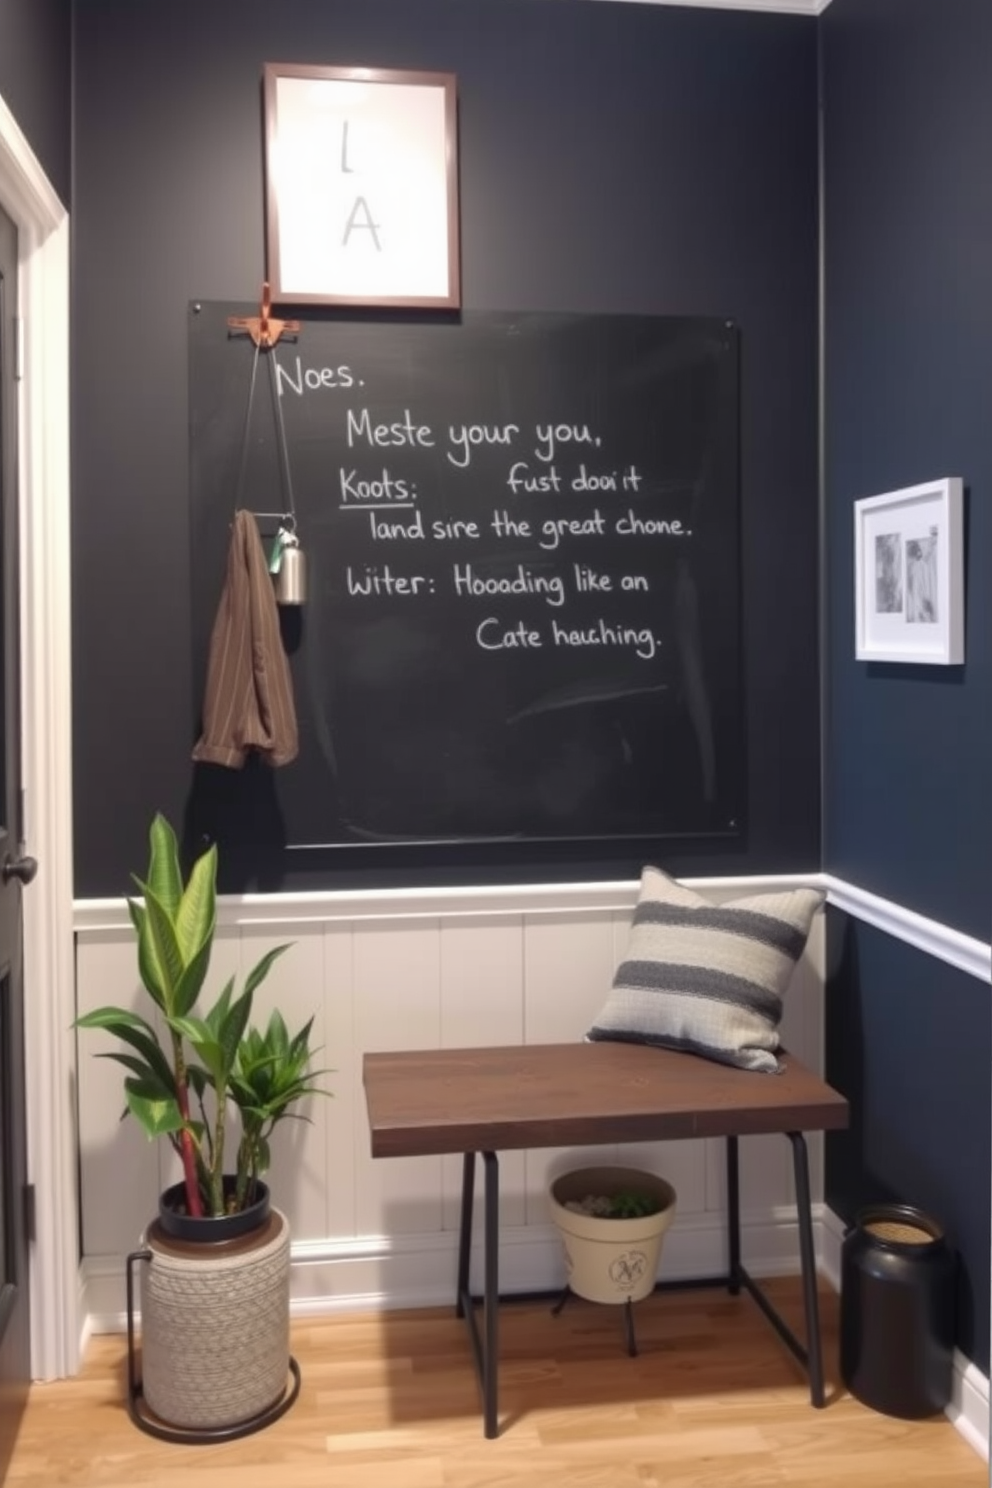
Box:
[507,679,668,722]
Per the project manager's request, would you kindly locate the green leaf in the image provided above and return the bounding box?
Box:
[267,1010,290,1057]
[168,1013,212,1045]
[217,988,254,1073]
[287,1016,314,1062]
[74,1007,177,1094]
[95,1051,174,1098]
[145,813,183,918]
[228,1004,332,1128]
[123,1080,184,1138]
[202,978,234,1037]
[174,935,214,1019]
[75,1004,157,1036]
[243,944,290,1000]
[174,843,217,966]
[186,1064,209,1101]
[133,882,185,1014]
[126,901,166,1010]
[172,1016,227,1090]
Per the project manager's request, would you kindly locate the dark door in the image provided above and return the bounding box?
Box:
[0,202,32,1481]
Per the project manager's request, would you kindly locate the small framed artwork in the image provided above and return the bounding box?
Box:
[263,63,460,309]
[854,476,964,664]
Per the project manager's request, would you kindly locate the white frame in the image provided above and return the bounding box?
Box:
[263,64,460,309]
[854,476,964,665]
[0,90,78,1380]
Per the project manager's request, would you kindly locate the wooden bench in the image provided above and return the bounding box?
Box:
[363,1040,849,1438]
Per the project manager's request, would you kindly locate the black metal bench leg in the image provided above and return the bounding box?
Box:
[454,1149,502,1437]
[622,1297,638,1357]
[788,1131,825,1407]
[456,1151,475,1320]
[550,1287,570,1317]
[482,1150,499,1438]
[719,1130,826,1408]
[726,1135,741,1294]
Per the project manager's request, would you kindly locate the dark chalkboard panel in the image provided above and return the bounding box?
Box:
[189,304,742,850]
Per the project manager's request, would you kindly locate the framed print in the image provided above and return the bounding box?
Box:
[263,64,460,309]
[854,476,964,664]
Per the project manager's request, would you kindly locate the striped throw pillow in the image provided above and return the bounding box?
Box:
[588,866,824,1073]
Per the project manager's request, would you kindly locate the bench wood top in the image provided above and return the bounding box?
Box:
[363,1042,849,1159]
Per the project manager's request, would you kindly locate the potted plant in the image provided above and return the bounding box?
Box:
[75,812,330,1441]
[549,1165,677,1315]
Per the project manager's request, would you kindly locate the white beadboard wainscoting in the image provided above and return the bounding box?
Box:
[74,875,828,1334]
[73,871,992,1457]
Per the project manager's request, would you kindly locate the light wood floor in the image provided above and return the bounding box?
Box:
[7,1279,985,1487]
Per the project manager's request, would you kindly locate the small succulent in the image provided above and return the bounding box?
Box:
[565,1188,663,1219]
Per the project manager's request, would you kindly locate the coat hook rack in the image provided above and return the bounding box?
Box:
[227,281,300,349]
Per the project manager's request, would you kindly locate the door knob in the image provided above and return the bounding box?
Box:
[3,854,37,885]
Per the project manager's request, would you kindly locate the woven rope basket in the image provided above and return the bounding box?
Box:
[141,1208,291,1430]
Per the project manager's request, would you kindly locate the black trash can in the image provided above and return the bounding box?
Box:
[840,1204,955,1419]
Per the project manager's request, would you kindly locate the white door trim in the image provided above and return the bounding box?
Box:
[0,92,77,1380]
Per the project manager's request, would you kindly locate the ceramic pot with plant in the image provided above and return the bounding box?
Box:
[549,1165,677,1306]
[75,813,330,1439]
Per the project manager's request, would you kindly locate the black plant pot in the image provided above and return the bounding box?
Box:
[157,1178,270,1242]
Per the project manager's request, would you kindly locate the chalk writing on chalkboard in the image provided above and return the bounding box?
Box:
[189,307,743,850]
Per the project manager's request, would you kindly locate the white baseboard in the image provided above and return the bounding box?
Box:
[946,1358,990,1462]
[81,1204,816,1334]
[818,1203,845,1291]
[822,1206,988,1462]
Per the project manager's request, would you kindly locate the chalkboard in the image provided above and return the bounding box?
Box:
[189,305,743,851]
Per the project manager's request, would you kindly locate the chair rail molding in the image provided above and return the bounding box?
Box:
[76,871,991,986]
[821,874,990,985]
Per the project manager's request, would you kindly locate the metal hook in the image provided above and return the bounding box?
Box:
[226,281,300,349]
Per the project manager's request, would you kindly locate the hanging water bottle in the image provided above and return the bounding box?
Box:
[271,524,307,606]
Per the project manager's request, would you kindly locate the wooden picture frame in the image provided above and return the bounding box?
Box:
[854,476,965,664]
[263,64,460,309]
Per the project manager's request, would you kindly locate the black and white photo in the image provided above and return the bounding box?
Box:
[855,478,964,664]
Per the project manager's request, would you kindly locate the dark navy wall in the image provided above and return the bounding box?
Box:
[70,0,820,895]
[821,0,991,1372]
[825,917,990,1369]
[0,0,71,206]
[822,0,992,937]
